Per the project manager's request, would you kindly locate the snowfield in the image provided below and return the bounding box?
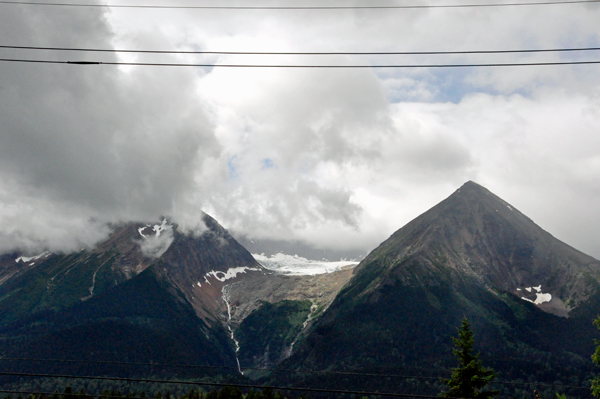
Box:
[15,251,51,264]
[253,253,359,275]
[196,266,261,287]
[206,267,262,282]
[518,284,552,305]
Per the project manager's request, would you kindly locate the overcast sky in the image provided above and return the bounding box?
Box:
[1,0,600,259]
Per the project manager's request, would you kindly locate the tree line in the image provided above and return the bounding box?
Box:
[4,315,600,399]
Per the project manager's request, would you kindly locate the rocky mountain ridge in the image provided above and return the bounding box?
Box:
[276,181,600,395]
[349,181,600,317]
[1,182,600,398]
[0,212,356,375]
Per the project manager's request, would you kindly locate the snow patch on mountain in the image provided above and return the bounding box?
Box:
[519,284,552,305]
[207,267,261,282]
[196,266,261,287]
[15,251,50,264]
[253,253,358,275]
[138,219,174,258]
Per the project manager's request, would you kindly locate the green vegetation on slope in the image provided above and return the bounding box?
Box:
[0,265,237,380]
[278,268,596,398]
[236,300,312,369]
[0,251,127,327]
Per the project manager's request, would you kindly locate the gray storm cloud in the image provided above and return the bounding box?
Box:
[0,2,220,253]
[2,0,600,259]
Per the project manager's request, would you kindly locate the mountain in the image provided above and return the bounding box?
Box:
[349,180,600,317]
[0,214,266,379]
[2,182,600,398]
[278,181,600,397]
[0,213,357,381]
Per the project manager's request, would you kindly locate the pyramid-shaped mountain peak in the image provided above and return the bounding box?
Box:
[441,180,518,215]
[354,181,600,317]
[461,179,483,189]
[455,180,502,200]
[289,184,600,389]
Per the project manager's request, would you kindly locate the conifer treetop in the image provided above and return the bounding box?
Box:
[440,318,499,399]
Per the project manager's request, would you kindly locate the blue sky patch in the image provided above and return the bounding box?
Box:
[261,158,275,170]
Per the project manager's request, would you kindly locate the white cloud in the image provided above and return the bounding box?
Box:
[137,220,175,258]
[1,0,600,259]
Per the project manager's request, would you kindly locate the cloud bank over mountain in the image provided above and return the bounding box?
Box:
[1,0,600,257]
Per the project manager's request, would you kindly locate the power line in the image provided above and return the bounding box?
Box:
[0,0,599,9]
[0,357,590,390]
[0,358,237,374]
[2,44,600,56]
[0,371,459,399]
[1,58,600,67]
[0,357,480,385]
[0,390,147,399]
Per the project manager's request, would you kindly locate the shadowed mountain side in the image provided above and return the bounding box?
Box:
[0,250,131,326]
[351,181,600,316]
[0,213,265,381]
[0,265,238,378]
[279,269,599,397]
[0,213,266,327]
[275,181,600,397]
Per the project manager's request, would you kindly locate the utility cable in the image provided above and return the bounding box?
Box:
[0,357,590,390]
[0,0,599,9]
[0,371,461,399]
[2,44,600,56]
[1,58,600,67]
[0,357,447,383]
[0,390,147,399]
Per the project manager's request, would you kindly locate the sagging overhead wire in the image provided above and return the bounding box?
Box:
[1,58,600,67]
[0,371,459,399]
[0,390,148,399]
[2,44,600,56]
[0,0,599,9]
[0,357,591,390]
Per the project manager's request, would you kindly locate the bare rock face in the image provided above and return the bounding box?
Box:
[0,213,266,325]
[0,212,356,373]
[218,265,356,370]
[354,181,600,317]
[225,265,356,327]
[277,182,600,396]
[154,214,265,325]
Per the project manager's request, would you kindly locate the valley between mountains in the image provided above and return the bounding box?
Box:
[1,181,600,398]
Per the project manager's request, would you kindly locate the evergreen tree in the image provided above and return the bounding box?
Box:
[246,389,260,399]
[591,316,600,398]
[61,386,76,399]
[217,386,242,399]
[262,387,274,399]
[439,318,499,399]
